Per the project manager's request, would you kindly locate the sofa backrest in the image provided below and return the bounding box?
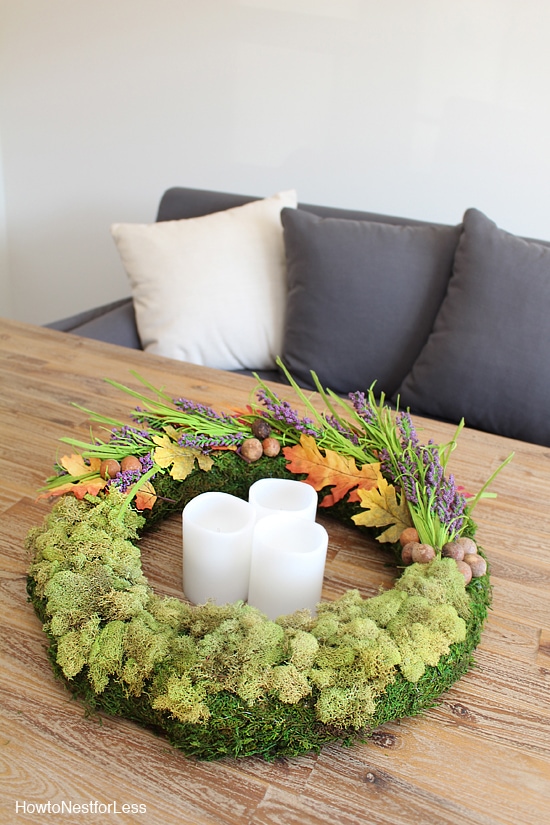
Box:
[156,186,454,230]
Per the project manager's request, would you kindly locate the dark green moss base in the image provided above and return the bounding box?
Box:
[27,454,491,761]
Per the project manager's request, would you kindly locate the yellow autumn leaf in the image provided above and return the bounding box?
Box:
[352,477,413,543]
[152,434,213,481]
[60,454,102,477]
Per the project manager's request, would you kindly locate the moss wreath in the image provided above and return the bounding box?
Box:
[26,366,509,761]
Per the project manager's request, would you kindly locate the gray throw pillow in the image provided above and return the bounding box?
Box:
[280,208,461,396]
[397,208,550,446]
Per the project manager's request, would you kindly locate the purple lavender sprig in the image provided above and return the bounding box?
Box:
[139,453,154,473]
[254,365,384,464]
[345,388,404,464]
[348,391,376,427]
[109,423,153,447]
[395,411,419,448]
[322,414,360,446]
[387,414,467,545]
[256,388,320,438]
[173,398,237,424]
[177,432,247,453]
[108,468,141,494]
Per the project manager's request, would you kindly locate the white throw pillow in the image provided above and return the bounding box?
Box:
[111,190,297,370]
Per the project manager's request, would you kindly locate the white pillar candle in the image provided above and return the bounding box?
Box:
[182,491,256,605]
[247,513,329,620]
[248,478,318,522]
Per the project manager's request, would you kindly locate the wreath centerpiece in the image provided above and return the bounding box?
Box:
[26,363,511,760]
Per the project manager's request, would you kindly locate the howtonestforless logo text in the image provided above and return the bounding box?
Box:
[15,800,147,815]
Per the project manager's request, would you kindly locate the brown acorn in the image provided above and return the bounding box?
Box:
[251,419,272,440]
[399,527,420,547]
[464,553,487,577]
[411,543,436,564]
[442,541,465,562]
[455,537,478,555]
[240,438,263,462]
[100,458,121,479]
[401,542,416,565]
[456,559,473,585]
[121,455,142,473]
[262,437,281,457]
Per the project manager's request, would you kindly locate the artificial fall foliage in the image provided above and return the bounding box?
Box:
[39,477,108,500]
[152,432,214,480]
[39,452,158,508]
[283,434,382,508]
[133,481,157,511]
[60,454,101,476]
[352,477,413,543]
[38,454,108,501]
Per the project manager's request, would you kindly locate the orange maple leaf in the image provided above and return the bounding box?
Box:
[283,435,382,508]
[38,477,107,501]
[133,481,157,511]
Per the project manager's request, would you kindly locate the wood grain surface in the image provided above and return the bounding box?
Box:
[1,318,549,825]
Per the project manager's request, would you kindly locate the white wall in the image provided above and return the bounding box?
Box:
[2,0,550,325]
[0,130,11,318]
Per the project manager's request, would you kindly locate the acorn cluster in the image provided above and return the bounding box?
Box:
[99,455,142,479]
[399,527,487,584]
[239,419,281,462]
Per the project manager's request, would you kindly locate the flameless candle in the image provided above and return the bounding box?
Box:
[247,513,329,620]
[182,491,256,605]
[248,477,318,522]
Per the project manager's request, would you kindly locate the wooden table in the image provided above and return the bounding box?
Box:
[1,318,549,825]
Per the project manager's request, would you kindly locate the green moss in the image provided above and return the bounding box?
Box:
[271,664,312,703]
[152,673,210,724]
[362,588,407,626]
[315,683,377,728]
[121,613,173,694]
[289,631,319,670]
[147,594,193,630]
[395,556,470,619]
[88,619,126,692]
[56,615,101,679]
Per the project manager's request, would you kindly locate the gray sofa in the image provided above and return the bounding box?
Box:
[48,187,550,447]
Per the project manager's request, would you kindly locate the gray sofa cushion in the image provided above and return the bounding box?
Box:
[280,207,461,396]
[397,208,550,446]
[47,297,141,349]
